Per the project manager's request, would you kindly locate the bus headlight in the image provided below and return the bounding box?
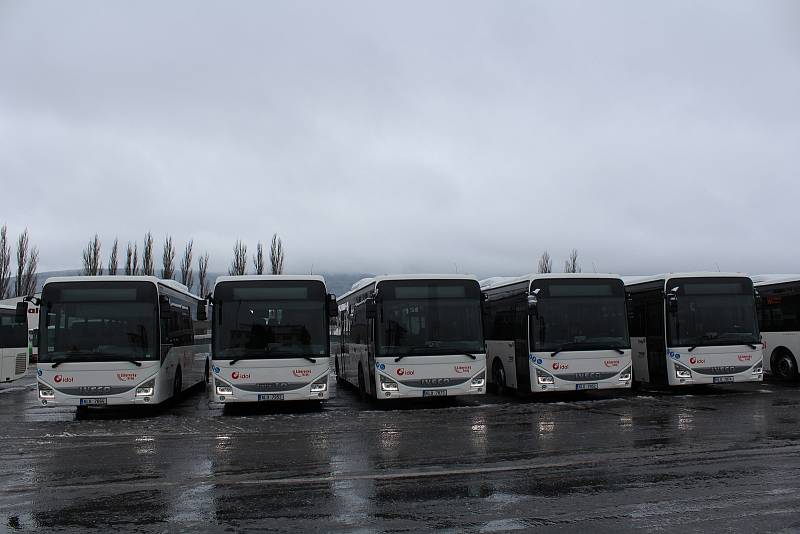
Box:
[310,375,328,393]
[215,379,233,396]
[471,370,485,388]
[380,374,399,392]
[752,361,763,374]
[618,367,632,381]
[135,378,155,397]
[38,384,55,399]
[675,363,692,379]
[536,369,555,385]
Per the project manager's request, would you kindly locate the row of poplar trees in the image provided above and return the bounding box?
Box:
[80,233,286,297]
[0,224,39,299]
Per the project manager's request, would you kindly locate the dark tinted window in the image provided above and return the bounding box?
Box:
[0,310,26,348]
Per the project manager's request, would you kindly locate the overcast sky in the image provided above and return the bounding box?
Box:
[1,1,799,278]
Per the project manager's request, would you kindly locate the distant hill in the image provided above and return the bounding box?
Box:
[21,270,373,297]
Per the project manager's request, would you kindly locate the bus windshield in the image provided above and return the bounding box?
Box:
[214,281,328,359]
[0,309,27,349]
[377,280,484,357]
[39,281,159,363]
[667,277,759,348]
[530,279,629,352]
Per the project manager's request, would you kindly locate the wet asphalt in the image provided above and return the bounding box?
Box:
[1,371,800,533]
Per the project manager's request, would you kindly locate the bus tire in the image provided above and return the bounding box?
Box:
[358,364,367,400]
[173,367,183,399]
[772,349,798,381]
[492,360,507,396]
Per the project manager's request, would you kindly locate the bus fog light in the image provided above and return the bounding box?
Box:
[380,374,399,392]
[471,370,486,388]
[215,379,233,396]
[536,369,554,385]
[310,375,328,393]
[618,367,632,381]
[38,385,55,399]
[752,361,763,374]
[135,378,155,397]
[675,363,692,379]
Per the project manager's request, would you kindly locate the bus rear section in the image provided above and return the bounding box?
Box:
[210,276,337,404]
[626,274,763,387]
[483,275,632,395]
[336,276,486,400]
[0,304,28,382]
[35,277,210,408]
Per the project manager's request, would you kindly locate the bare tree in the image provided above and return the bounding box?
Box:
[125,242,134,275]
[142,232,154,276]
[0,225,10,299]
[15,229,38,296]
[270,233,284,275]
[253,242,264,275]
[229,240,247,276]
[564,249,581,273]
[21,245,38,296]
[108,238,119,275]
[538,250,552,274]
[132,243,139,275]
[161,236,176,280]
[198,252,210,297]
[180,240,194,291]
[82,234,103,276]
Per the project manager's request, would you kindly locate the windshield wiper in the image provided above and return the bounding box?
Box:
[550,341,589,357]
[463,353,477,360]
[124,359,142,367]
[303,356,317,363]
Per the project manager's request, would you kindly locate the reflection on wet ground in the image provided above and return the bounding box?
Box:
[1,373,800,532]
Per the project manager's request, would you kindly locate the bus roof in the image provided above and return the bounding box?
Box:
[213,275,326,290]
[339,274,479,301]
[42,275,199,300]
[0,303,14,311]
[752,274,800,287]
[480,273,622,292]
[623,272,750,287]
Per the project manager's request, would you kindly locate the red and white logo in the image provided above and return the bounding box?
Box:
[604,360,620,368]
[552,362,569,371]
[230,371,252,380]
[738,354,752,362]
[54,374,62,383]
[117,372,137,382]
[689,357,705,365]
[396,368,415,377]
[53,374,73,383]
[454,365,472,374]
[293,369,312,378]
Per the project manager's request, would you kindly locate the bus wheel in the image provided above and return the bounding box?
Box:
[772,350,798,381]
[492,360,507,395]
[173,367,183,399]
[358,364,367,400]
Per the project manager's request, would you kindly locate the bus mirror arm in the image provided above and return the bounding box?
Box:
[15,301,28,324]
[31,329,39,347]
[197,301,208,321]
[327,294,338,318]
[366,298,377,320]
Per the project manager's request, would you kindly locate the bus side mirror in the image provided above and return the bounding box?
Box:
[15,301,27,324]
[626,293,634,320]
[366,298,377,320]
[527,294,538,317]
[755,291,762,311]
[327,294,338,318]
[31,328,39,347]
[197,300,208,321]
[666,293,678,313]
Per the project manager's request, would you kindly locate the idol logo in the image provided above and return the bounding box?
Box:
[689,357,705,365]
[231,371,250,380]
[54,375,74,383]
[396,368,415,377]
[552,362,569,371]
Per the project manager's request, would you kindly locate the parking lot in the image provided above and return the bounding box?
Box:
[2,372,800,533]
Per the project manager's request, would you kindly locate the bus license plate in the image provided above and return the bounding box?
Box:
[713,376,734,384]
[258,394,285,401]
[423,390,447,397]
[576,383,599,391]
[80,398,107,405]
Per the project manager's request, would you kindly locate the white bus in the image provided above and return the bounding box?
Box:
[625,273,763,386]
[334,275,486,400]
[35,276,211,408]
[1,304,28,382]
[753,275,800,381]
[210,275,337,404]
[482,274,632,394]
